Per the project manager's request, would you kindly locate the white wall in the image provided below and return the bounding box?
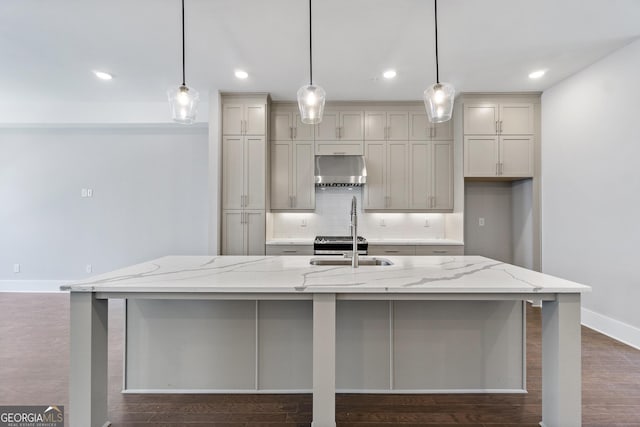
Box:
[0,125,209,280]
[542,39,640,344]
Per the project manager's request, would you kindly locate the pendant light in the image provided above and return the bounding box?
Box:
[423,0,454,123]
[297,0,326,124]
[168,0,199,124]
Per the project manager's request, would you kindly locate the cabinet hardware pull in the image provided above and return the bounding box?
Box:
[283,250,297,253]
[333,151,346,155]
[500,120,503,133]
[495,120,498,134]
[433,250,447,254]
[290,127,293,139]
[385,250,399,253]
[500,162,504,175]
[339,127,343,139]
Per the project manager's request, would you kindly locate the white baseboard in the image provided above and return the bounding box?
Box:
[581,307,640,351]
[0,280,68,293]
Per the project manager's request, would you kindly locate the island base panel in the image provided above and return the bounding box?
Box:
[125,299,525,392]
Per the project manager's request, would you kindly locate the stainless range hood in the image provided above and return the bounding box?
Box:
[314,155,367,186]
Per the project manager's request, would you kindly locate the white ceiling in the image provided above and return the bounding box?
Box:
[1,0,639,104]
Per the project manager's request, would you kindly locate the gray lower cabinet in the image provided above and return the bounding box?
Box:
[266,245,313,256]
[368,245,416,256]
[222,210,265,255]
[370,244,464,256]
[415,245,464,255]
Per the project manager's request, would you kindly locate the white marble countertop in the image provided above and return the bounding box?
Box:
[265,238,464,246]
[63,256,590,295]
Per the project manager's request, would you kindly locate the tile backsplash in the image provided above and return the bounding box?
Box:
[268,187,450,240]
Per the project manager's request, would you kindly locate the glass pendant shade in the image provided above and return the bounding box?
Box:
[423,82,455,123]
[297,84,326,124]
[168,85,199,124]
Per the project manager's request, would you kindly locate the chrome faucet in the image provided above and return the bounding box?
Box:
[351,196,358,268]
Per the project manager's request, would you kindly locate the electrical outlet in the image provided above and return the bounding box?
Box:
[13,263,20,273]
[479,217,485,227]
[81,188,87,198]
[87,188,93,197]
[86,264,92,273]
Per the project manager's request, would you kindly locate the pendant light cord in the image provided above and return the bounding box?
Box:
[309,0,313,85]
[181,0,186,86]
[434,0,439,84]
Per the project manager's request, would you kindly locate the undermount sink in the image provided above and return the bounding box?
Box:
[309,257,394,266]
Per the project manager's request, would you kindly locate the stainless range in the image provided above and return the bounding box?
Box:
[313,235,368,255]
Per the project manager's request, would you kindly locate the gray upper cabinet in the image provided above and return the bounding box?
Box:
[463,101,535,178]
[463,103,534,135]
[223,102,266,136]
[409,112,453,140]
[365,111,409,141]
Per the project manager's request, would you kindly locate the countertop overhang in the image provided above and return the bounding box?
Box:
[62,255,591,295]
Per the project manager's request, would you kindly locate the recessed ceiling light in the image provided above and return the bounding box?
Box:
[235,70,249,79]
[383,70,397,79]
[528,69,546,79]
[93,70,113,80]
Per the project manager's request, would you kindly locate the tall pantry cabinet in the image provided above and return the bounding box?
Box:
[221,94,268,255]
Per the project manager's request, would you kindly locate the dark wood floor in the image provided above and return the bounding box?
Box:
[1,293,639,426]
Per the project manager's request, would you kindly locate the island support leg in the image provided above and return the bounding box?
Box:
[70,292,109,427]
[312,293,336,427]
[541,293,581,427]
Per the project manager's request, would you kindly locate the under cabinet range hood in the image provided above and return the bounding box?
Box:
[314,155,367,186]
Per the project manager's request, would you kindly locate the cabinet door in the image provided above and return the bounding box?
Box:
[244,136,265,209]
[223,104,243,135]
[386,141,409,209]
[222,136,245,209]
[368,245,416,256]
[464,136,499,177]
[316,111,338,140]
[409,142,432,209]
[499,136,534,177]
[293,113,315,141]
[270,142,292,210]
[387,112,409,140]
[221,211,245,255]
[245,211,266,255]
[364,141,386,209]
[432,141,453,209]
[463,103,498,135]
[314,142,363,156]
[271,112,293,140]
[499,104,534,135]
[244,104,266,135]
[293,141,315,210]
[409,112,430,140]
[432,119,454,140]
[340,111,364,140]
[365,111,386,140]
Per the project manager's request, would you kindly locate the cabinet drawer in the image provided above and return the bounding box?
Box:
[368,245,416,256]
[415,245,464,256]
[266,245,313,256]
[315,142,364,156]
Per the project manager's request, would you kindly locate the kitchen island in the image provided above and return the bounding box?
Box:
[64,255,590,427]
